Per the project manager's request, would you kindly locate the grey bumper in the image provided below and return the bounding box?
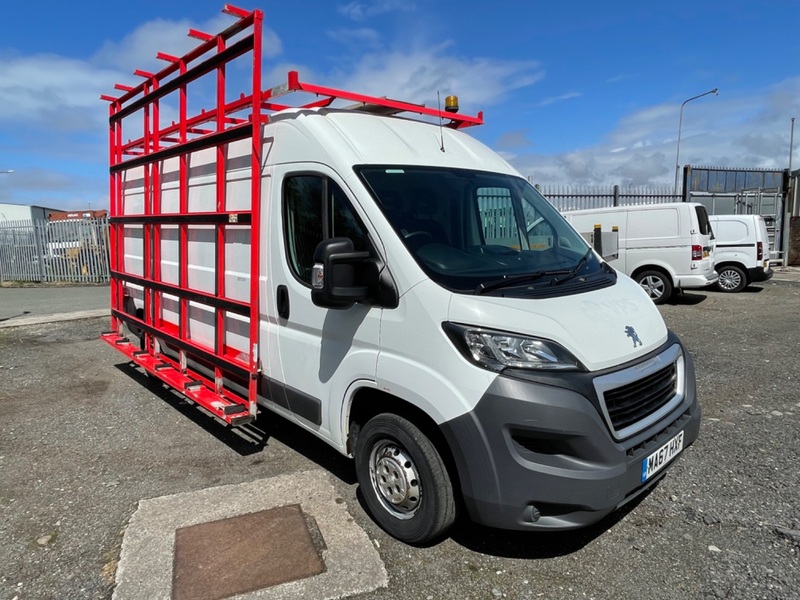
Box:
[440,336,701,531]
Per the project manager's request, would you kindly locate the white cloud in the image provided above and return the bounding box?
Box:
[0,52,120,126]
[338,1,415,21]
[327,27,383,50]
[537,92,581,107]
[335,44,544,111]
[516,77,800,186]
[606,74,638,84]
[92,15,282,74]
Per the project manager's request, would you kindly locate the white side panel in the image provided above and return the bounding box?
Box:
[187,225,215,293]
[224,225,250,302]
[122,166,146,215]
[123,224,144,276]
[160,292,179,327]
[714,219,749,242]
[125,283,144,310]
[160,225,179,285]
[627,208,680,240]
[188,147,217,212]
[160,157,181,213]
[224,312,249,360]
[188,301,215,349]
[225,138,252,212]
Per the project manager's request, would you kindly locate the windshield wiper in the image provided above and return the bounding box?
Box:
[476,269,571,295]
[549,250,591,286]
[476,250,593,295]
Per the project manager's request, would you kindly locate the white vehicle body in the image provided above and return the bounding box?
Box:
[117,108,701,541]
[709,214,773,292]
[104,10,701,544]
[564,203,718,304]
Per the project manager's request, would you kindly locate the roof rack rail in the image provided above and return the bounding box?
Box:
[261,71,484,130]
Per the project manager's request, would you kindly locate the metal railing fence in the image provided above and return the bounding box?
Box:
[537,184,680,212]
[0,217,110,283]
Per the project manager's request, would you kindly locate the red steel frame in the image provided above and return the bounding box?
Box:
[101,4,483,427]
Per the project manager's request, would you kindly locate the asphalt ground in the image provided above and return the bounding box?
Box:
[1,277,799,600]
[0,284,108,328]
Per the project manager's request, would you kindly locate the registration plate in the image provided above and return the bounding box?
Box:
[641,430,684,482]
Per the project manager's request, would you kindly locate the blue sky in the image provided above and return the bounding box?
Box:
[1,0,799,210]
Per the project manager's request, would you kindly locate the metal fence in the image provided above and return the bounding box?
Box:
[0,217,110,283]
[537,184,680,212]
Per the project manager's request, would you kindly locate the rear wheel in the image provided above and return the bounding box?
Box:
[635,270,673,304]
[716,265,747,293]
[354,414,456,545]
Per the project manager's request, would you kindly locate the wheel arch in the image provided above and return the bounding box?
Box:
[345,387,463,497]
[630,263,674,283]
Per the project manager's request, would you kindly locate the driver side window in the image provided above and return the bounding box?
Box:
[283,175,369,285]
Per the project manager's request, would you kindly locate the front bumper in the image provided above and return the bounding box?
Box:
[440,335,701,531]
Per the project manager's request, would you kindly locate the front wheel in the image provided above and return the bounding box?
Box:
[354,414,456,545]
[716,265,747,293]
[635,270,673,304]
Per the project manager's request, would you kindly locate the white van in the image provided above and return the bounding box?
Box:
[708,214,773,292]
[103,10,702,545]
[564,203,718,304]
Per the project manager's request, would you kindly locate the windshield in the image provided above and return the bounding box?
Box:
[358,166,608,295]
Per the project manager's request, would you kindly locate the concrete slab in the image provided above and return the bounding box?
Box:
[113,471,388,600]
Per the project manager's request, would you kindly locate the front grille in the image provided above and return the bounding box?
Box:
[604,363,677,431]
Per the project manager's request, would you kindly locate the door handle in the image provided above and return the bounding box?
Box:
[276,284,290,319]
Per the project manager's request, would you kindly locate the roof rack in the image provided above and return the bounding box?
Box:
[261,70,484,129]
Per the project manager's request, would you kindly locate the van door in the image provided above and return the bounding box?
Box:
[266,165,381,446]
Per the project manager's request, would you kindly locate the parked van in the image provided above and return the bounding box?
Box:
[102,7,702,545]
[564,203,717,304]
[708,214,773,292]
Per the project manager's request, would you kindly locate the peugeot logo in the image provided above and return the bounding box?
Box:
[625,325,642,348]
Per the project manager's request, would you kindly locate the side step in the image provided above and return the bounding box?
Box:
[101,332,255,426]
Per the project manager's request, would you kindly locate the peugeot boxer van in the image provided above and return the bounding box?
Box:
[709,214,773,292]
[564,203,718,304]
[103,9,703,545]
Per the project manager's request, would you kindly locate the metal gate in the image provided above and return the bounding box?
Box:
[0,217,110,283]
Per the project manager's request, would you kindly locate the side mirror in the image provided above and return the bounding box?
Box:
[311,237,374,309]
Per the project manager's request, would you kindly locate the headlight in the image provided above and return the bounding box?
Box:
[443,322,583,372]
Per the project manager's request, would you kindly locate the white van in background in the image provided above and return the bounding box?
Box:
[708,214,773,292]
[564,203,717,304]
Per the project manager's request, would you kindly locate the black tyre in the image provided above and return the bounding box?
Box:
[635,270,673,304]
[716,265,747,293]
[354,414,456,544]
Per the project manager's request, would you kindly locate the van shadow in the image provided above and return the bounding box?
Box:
[665,292,707,306]
[706,286,765,296]
[114,362,357,484]
[447,489,653,559]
